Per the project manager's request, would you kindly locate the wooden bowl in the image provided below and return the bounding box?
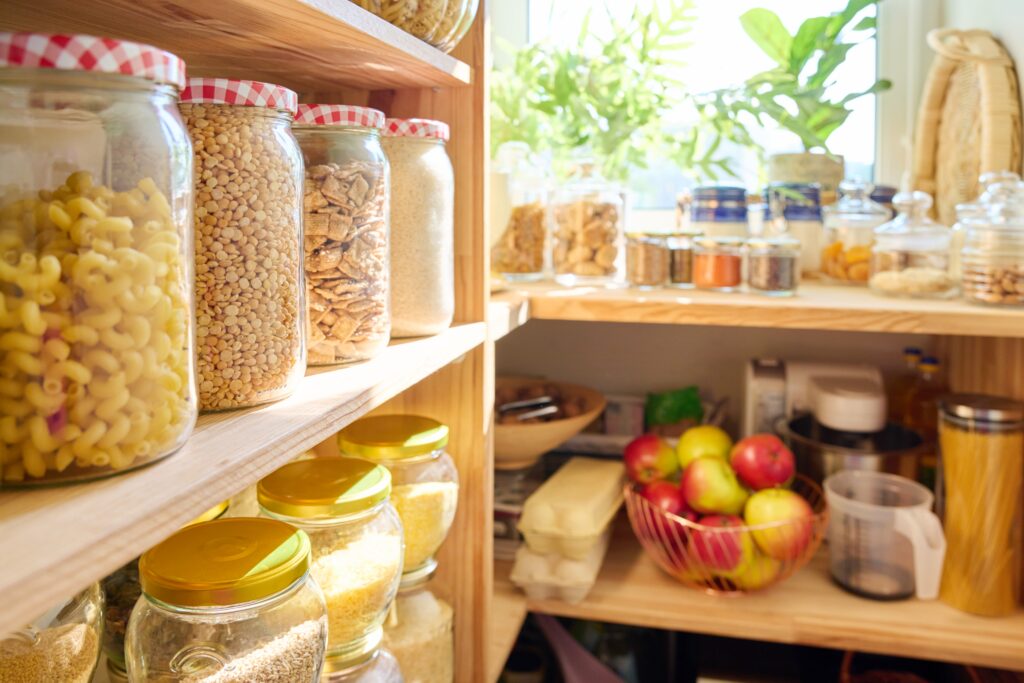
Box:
[494,377,606,470]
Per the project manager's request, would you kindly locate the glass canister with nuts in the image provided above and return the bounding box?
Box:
[962,188,1024,307]
[551,160,624,286]
[293,105,390,364]
[180,79,306,411]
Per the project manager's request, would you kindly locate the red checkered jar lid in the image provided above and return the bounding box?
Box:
[180,78,298,115]
[384,118,450,142]
[295,104,386,129]
[0,33,186,90]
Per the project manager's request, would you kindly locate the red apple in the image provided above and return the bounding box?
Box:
[690,515,754,577]
[731,552,782,591]
[676,425,732,469]
[623,434,678,484]
[641,480,691,517]
[681,457,749,515]
[729,434,796,491]
[743,488,814,561]
[636,481,698,565]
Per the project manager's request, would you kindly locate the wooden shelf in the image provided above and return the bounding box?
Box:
[488,289,531,342]
[3,0,472,91]
[489,574,528,682]
[494,522,1024,672]
[0,323,485,636]
[492,282,1024,338]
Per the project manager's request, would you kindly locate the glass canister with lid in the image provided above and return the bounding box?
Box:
[0,583,102,683]
[765,183,822,277]
[258,457,403,669]
[688,186,748,237]
[180,78,305,411]
[490,142,549,281]
[693,236,744,291]
[382,118,455,338]
[338,415,459,583]
[746,234,800,296]
[821,179,891,285]
[960,180,1024,306]
[293,105,390,365]
[0,33,196,484]
[869,191,957,299]
[625,233,670,289]
[126,517,328,682]
[324,648,404,683]
[383,578,454,683]
[551,160,624,285]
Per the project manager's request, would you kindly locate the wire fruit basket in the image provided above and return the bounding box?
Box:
[624,475,829,595]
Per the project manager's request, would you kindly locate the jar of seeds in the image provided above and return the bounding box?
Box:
[626,233,669,288]
[180,79,306,411]
[667,234,696,288]
[747,235,800,296]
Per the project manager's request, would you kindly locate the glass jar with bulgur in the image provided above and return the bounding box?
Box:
[339,415,459,583]
[821,179,890,285]
[551,161,624,286]
[258,458,403,669]
[491,142,548,281]
[180,78,306,411]
[293,105,390,364]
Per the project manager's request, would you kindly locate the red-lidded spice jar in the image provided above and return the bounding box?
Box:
[693,237,744,291]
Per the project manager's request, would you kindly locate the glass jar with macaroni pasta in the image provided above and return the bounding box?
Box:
[0,33,196,486]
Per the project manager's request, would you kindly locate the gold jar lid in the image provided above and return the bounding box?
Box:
[338,415,449,461]
[188,500,230,525]
[140,518,310,607]
[258,458,391,518]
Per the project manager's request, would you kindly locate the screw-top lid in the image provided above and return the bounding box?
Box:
[870,184,898,204]
[0,33,186,90]
[918,355,941,371]
[180,77,298,115]
[258,458,391,519]
[902,346,923,360]
[295,104,386,129]
[940,394,1024,423]
[339,415,449,461]
[693,186,746,202]
[188,500,230,525]
[140,518,311,607]
[384,118,450,141]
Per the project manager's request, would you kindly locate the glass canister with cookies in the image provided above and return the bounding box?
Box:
[293,105,390,364]
[551,159,624,286]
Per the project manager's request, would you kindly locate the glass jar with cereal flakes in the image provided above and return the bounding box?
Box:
[551,160,624,286]
[821,179,891,285]
[180,78,306,411]
[0,33,196,485]
[293,105,390,365]
[339,415,459,583]
[126,517,329,682]
[258,458,403,670]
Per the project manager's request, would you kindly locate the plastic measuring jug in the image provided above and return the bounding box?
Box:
[824,470,945,600]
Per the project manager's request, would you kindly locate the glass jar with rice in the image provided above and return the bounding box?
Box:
[383,578,453,683]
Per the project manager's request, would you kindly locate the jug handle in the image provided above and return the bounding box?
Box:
[893,507,946,600]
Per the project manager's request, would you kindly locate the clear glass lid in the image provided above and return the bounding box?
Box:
[874,191,950,249]
[825,179,891,226]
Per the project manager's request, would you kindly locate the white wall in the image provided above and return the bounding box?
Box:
[943,0,1024,63]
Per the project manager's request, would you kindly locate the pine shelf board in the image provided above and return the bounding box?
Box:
[494,522,1024,672]
[491,282,1024,338]
[488,289,531,342]
[0,322,485,636]
[488,575,528,682]
[2,0,472,91]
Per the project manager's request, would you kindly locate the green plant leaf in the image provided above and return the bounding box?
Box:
[789,16,831,74]
[739,8,793,67]
[852,16,876,31]
[807,42,854,89]
[825,0,877,40]
[839,78,892,104]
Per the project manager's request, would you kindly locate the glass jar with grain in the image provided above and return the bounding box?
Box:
[293,105,390,365]
[747,235,800,296]
[693,237,744,292]
[383,579,454,683]
[626,233,670,289]
[0,33,196,485]
[180,78,306,411]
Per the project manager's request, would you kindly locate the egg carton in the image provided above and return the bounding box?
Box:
[509,527,611,604]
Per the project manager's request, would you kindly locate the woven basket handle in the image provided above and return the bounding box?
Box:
[927,28,1012,65]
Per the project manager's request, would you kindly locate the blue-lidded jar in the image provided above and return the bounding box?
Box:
[689,186,749,237]
[870,184,898,214]
[765,183,823,277]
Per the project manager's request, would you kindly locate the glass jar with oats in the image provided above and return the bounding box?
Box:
[180,78,306,411]
[0,33,196,485]
[293,105,390,365]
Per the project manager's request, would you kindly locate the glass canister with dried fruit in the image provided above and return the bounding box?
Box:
[693,236,744,292]
[258,458,403,670]
[339,415,459,583]
[491,142,548,281]
[821,179,891,285]
[293,105,390,365]
[551,160,624,286]
[180,78,306,411]
[869,191,957,299]
[0,33,196,485]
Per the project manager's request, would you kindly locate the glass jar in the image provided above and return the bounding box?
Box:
[693,237,744,291]
[960,178,1024,307]
[869,191,957,299]
[101,500,230,681]
[625,233,669,289]
[258,458,403,667]
[667,234,695,288]
[382,118,455,338]
[689,186,748,237]
[490,142,549,281]
[551,161,624,286]
[938,395,1024,616]
[354,0,450,42]
[325,648,404,683]
[821,179,891,285]
[870,184,897,215]
[293,105,391,365]
[437,0,479,53]
[746,235,800,296]
[338,415,459,582]
[180,78,305,411]
[949,201,986,281]
[0,33,196,484]
[383,581,453,683]
[766,183,822,277]
[429,0,470,50]
[0,583,102,683]
[126,517,328,681]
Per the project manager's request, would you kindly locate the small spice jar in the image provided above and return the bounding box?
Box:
[180,78,306,411]
[626,233,670,288]
[821,179,891,285]
[667,234,696,288]
[766,183,822,277]
[126,518,328,682]
[0,33,196,484]
[693,237,744,292]
[258,458,403,668]
[293,105,391,365]
[383,580,454,683]
[689,186,749,237]
[870,184,898,215]
[747,235,800,296]
[324,648,403,683]
[869,191,957,299]
[0,584,102,683]
[551,160,624,285]
[382,118,455,338]
[339,415,459,582]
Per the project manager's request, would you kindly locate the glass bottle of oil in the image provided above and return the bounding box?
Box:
[904,356,948,492]
[887,346,923,422]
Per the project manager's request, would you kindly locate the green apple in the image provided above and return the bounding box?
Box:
[676,425,732,470]
[731,552,782,590]
[743,488,814,561]
[681,456,749,515]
